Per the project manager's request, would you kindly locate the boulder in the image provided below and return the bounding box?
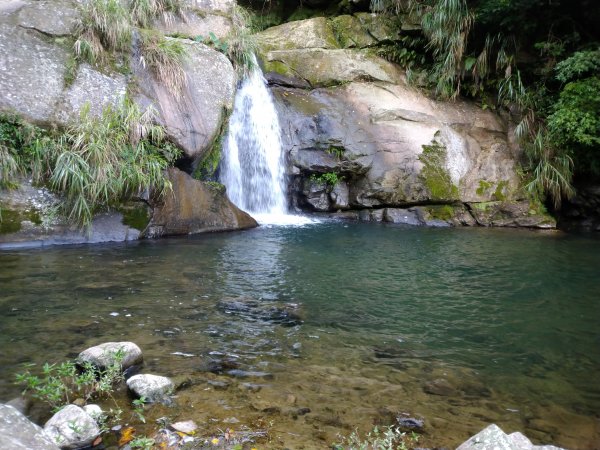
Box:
[16,0,79,36]
[82,404,103,423]
[273,81,521,209]
[134,39,235,161]
[0,404,60,450]
[457,424,566,450]
[467,201,557,229]
[0,20,69,124]
[77,341,143,370]
[262,48,402,87]
[44,405,100,450]
[127,374,174,402]
[383,208,422,226]
[144,168,258,237]
[54,64,127,125]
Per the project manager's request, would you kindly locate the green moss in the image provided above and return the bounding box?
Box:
[193,107,229,181]
[326,145,344,159]
[493,180,508,201]
[262,59,293,77]
[0,207,42,235]
[119,203,150,231]
[204,181,226,193]
[418,139,459,201]
[476,179,493,196]
[427,205,455,221]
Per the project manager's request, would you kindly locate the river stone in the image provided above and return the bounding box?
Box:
[127,374,174,402]
[82,404,103,422]
[44,405,100,450]
[77,341,143,370]
[17,0,79,36]
[331,15,376,49]
[134,40,235,161]
[0,404,60,450]
[145,168,257,237]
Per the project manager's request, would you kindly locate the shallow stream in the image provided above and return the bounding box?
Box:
[1,223,599,449]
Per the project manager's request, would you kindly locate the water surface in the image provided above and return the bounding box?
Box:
[1,223,599,449]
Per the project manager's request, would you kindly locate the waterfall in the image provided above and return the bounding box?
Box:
[220,64,311,225]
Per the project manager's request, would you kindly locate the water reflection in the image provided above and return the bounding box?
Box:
[0,224,599,449]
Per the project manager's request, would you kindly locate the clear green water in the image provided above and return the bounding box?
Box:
[1,223,599,449]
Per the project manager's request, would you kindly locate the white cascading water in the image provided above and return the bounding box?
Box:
[220,63,312,225]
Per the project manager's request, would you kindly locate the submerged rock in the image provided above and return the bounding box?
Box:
[77,341,143,371]
[127,374,175,403]
[217,297,303,326]
[0,404,60,450]
[396,416,425,433]
[44,405,100,450]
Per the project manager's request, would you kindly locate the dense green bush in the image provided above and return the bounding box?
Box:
[0,100,179,229]
[370,0,600,206]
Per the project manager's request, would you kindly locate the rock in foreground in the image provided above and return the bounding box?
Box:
[457,424,566,450]
[44,405,100,450]
[0,404,60,450]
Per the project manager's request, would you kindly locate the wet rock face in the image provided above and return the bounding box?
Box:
[145,168,258,237]
[218,297,303,327]
[0,404,60,450]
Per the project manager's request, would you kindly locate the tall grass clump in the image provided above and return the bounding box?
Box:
[226,5,258,74]
[130,0,185,28]
[138,29,188,95]
[74,0,131,64]
[49,99,179,228]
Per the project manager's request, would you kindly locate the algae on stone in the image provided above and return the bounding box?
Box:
[418,139,460,201]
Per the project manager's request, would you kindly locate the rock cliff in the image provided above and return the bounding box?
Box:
[256,17,555,228]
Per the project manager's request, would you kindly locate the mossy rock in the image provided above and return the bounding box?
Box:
[330,15,375,49]
[118,202,151,232]
[0,207,42,235]
[354,13,401,42]
[255,17,339,54]
[418,140,460,201]
[261,48,401,87]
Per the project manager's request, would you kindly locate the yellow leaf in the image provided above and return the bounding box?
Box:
[118,427,136,447]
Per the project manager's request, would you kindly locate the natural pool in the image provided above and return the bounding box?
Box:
[1,222,599,449]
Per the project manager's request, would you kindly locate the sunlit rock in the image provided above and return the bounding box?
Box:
[127,374,174,403]
[77,341,143,370]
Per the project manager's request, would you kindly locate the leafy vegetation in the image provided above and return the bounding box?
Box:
[333,425,419,450]
[311,171,342,186]
[138,29,188,95]
[131,0,185,28]
[15,350,126,412]
[0,100,179,229]
[370,0,600,208]
[74,0,131,64]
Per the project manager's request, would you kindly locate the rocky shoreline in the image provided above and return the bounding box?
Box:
[1,340,568,450]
